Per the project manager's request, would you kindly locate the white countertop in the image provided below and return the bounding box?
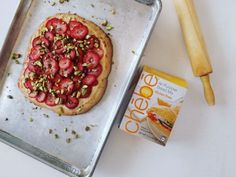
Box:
[1,0,236,177]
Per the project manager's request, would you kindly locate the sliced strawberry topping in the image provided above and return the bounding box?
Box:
[54,20,68,35]
[46,18,60,30]
[59,57,72,69]
[65,96,79,109]
[82,75,97,86]
[83,51,100,69]
[69,49,76,59]
[46,18,67,35]
[80,86,92,98]
[88,64,102,77]
[29,47,42,61]
[59,65,74,77]
[46,80,53,90]
[45,93,56,106]
[28,60,42,75]
[69,20,82,31]
[87,36,96,49]
[59,78,74,95]
[36,91,47,102]
[54,40,64,54]
[57,94,67,104]
[43,58,59,76]
[77,62,84,71]
[24,67,31,77]
[29,91,38,98]
[24,79,34,90]
[44,31,54,42]
[92,48,104,58]
[76,47,84,60]
[71,25,88,40]
[53,74,63,84]
[32,37,49,47]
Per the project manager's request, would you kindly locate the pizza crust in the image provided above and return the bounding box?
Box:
[18,13,112,115]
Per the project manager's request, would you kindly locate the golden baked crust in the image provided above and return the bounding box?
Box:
[18,13,112,115]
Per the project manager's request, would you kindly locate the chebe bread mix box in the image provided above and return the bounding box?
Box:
[119,66,188,146]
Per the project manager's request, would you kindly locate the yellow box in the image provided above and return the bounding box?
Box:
[119,66,188,146]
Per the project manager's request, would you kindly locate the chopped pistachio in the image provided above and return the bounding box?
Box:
[59,0,65,3]
[101,20,108,26]
[111,9,116,15]
[77,106,82,112]
[94,43,99,48]
[90,4,95,8]
[76,91,81,98]
[34,60,42,67]
[15,59,20,64]
[71,92,76,97]
[51,2,56,6]
[74,71,82,76]
[7,95,13,99]
[12,53,22,60]
[85,35,91,40]
[75,134,80,139]
[49,129,53,134]
[54,134,59,139]
[73,66,78,71]
[82,85,88,89]
[85,126,90,131]
[66,138,71,143]
[79,44,84,48]
[71,130,76,135]
[29,117,34,122]
[106,24,114,31]
[55,97,60,104]
[132,50,135,54]
[40,27,48,34]
[43,114,49,118]
[64,128,68,132]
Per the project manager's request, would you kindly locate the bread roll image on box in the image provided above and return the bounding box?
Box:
[119,66,188,146]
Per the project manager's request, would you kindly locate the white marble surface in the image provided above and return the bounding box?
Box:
[0,0,236,177]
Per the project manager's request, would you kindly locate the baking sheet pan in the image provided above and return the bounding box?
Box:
[0,0,162,176]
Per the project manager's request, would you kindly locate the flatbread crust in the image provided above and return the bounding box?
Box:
[18,13,112,115]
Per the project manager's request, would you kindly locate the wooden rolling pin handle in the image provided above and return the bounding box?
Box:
[200,75,215,106]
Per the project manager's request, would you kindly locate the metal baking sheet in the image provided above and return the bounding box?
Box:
[0,0,162,176]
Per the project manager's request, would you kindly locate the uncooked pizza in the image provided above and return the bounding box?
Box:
[18,13,112,115]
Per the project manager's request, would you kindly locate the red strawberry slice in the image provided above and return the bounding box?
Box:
[29,91,38,98]
[28,60,42,75]
[82,75,97,86]
[77,62,84,71]
[54,20,68,35]
[71,25,88,40]
[24,80,34,90]
[83,51,100,69]
[80,86,92,98]
[69,20,82,31]
[69,49,76,59]
[57,94,67,104]
[59,78,74,95]
[87,36,96,49]
[59,57,72,69]
[32,37,49,47]
[53,74,63,84]
[43,58,59,76]
[29,47,42,61]
[36,91,47,103]
[54,40,64,54]
[92,48,104,58]
[88,64,102,77]
[59,65,74,77]
[45,93,56,106]
[44,31,54,42]
[72,76,80,82]
[65,96,79,109]
[46,18,60,30]
[24,67,31,77]
[46,80,53,90]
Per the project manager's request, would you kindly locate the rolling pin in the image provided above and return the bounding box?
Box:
[173,0,215,106]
